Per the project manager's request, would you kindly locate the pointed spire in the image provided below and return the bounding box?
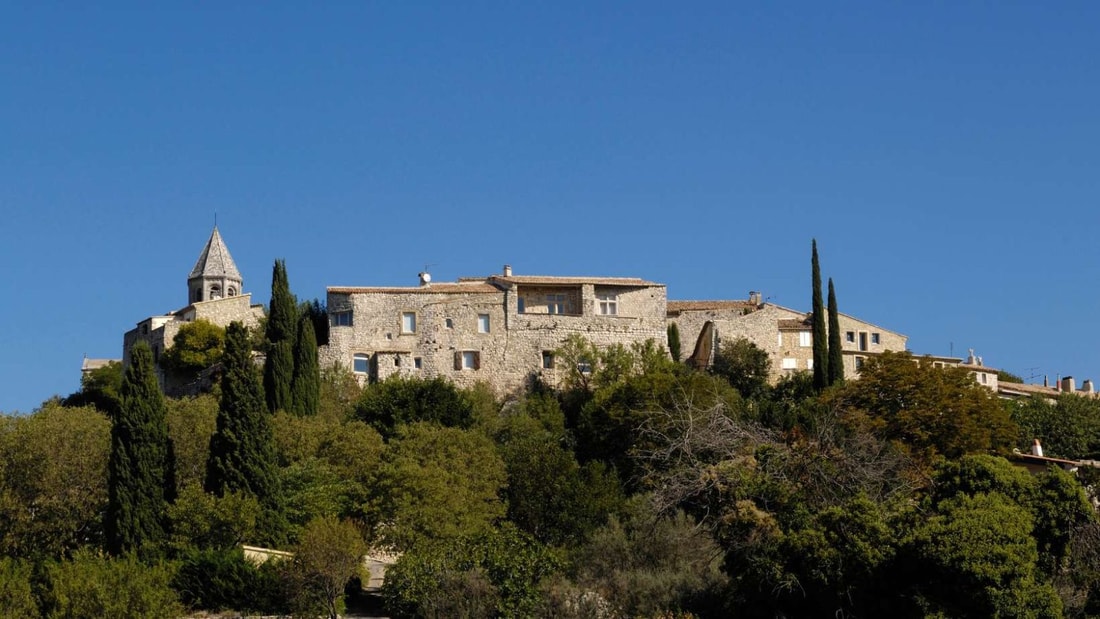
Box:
[189,226,242,281]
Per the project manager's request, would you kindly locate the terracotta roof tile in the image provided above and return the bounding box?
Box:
[491,275,661,287]
[667,300,756,314]
[328,283,501,295]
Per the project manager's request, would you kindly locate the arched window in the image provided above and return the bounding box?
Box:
[209,284,222,300]
[227,287,237,297]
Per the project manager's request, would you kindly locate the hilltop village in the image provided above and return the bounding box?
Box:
[116,227,1092,401]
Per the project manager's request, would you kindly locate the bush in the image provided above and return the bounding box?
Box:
[172,547,287,614]
[0,557,38,618]
[44,549,183,619]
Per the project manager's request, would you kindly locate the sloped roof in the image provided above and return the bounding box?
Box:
[189,227,242,281]
[489,275,661,287]
[328,282,501,295]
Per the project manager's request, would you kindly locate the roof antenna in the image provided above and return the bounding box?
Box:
[214,211,218,228]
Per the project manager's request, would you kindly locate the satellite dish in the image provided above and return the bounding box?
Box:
[418,271,432,285]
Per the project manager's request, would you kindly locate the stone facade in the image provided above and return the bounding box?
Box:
[668,300,909,383]
[319,270,668,394]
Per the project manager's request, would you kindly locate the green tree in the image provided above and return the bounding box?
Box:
[63,361,123,417]
[284,516,368,619]
[354,376,474,440]
[667,323,682,363]
[160,319,225,376]
[106,341,175,556]
[43,549,183,619]
[165,394,218,492]
[264,259,297,414]
[826,351,1018,463]
[376,423,507,548]
[290,314,320,416]
[205,322,286,546]
[811,239,828,391]
[711,336,772,400]
[383,524,561,619]
[166,484,260,552]
[827,277,844,386]
[1011,393,1100,459]
[172,547,287,614]
[0,403,110,558]
[0,557,37,618]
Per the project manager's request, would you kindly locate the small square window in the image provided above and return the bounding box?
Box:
[846,331,855,343]
[394,357,401,367]
[461,351,480,370]
[798,331,811,347]
[806,359,813,369]
[855,357,865,370]
[414,357,422,369]
[781,358,797,370]
[478,314,490,333]
[353,353,370,374]
[542,351,555,369]
[445,318,454,329]
[333,311,352,327]
[598,292,618,315]
[871,333,881,345]
[401,312,416,333]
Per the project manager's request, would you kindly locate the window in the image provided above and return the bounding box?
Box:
[209,284,221,299]
[798,331,811,347]
[478,314,490,333]
[547,294,566,314]
[781,358,797,370]
[598,292,618,315]
[333,311,352,327]
[846,331,855,343]
[871,333,881,345]
[353,353,370,374]
[577,361,593,374]
[858,332,868,351]
[806,359,813,369]
[227,287,237,297]
[445,318,453,329]
[855,356,865,370]
[980,372,987,384]
[517,297,526,313]
[414,357,422,369]
[394,357,401,367]
[542,351,555,369]
[777,333,782,347]
[401,312,416,333]
[455,351,481,370]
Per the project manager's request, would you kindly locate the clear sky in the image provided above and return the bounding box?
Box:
[3,2,1099,413]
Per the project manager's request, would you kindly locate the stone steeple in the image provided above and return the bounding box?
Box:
[188,227,243,303]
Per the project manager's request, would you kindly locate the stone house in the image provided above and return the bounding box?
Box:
[122,227,264,390]
[667,294,908,382]
[318,266,668,393]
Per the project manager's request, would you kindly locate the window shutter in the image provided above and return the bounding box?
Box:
[474,352,481,370]
[454,351,462,370]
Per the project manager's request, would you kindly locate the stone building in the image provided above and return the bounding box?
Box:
[122,227,264,390]
[318,266,668,393]
[667,294,908,382]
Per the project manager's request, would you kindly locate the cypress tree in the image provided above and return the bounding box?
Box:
[811,239,828,391]
[667,323,682,363]
[827,278,845,386]
[290,314,320,416]
[106,341,173,555]
[264,259,296,413]
[206,322,282,503]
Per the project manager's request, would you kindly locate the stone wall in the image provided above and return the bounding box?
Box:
[319,282,668,395]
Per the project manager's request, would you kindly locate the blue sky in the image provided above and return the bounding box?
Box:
[3,2,1099,412]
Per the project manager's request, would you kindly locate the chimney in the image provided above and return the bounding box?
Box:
[503,264,512,277]
[749,291,761,306]
[1044,375,1049,388]
[1032,438,1043,457]
[1085,379,1094,394]
[1062,376,1075,393]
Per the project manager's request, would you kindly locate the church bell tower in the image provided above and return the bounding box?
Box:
[188,227,243,304]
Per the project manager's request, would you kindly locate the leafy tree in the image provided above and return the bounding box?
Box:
[172,547,287,614]
[284,516,368,619]
[827,277,844,386]
[301,298,330,346]
[998,369,1025,383]
[1011,393,1100,459]
[318,363,362,419]
[264,259,297,413]
[826,351,1018,462]
[160,319,225,376]
[711,336,771,400]
[667,323,682,363]
[165,394,217,491]
[43,549,183,619]
[0,556,37,617]
[166,484,260,552]
[290,314,320,416]
[383,524,561,619]
[63,361,123,417]
[354,376,474,439]
[811,239,828,391]
[0,403,110,558]
[376,423,507,548]
[106,341,175,556]
[205,322,286,546]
